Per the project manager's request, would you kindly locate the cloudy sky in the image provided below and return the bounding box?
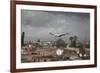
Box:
[21,9,90,42]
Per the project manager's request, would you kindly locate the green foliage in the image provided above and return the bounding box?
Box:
[69,36,78,48]
[56,39,67,48]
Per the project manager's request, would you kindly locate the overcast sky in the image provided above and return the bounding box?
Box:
[21,9,90,42]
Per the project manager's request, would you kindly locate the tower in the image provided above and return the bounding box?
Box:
[21,32,25,46]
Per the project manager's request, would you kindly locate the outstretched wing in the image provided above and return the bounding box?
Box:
[49,32,54,35]
[49,32,58,37]
[59,33,70,37]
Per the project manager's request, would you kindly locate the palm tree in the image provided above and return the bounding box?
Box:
[74,36,78,41]
[69,36,74,47]
[73,36,78,47]
[69,36,78,47]
[69,36,73,43]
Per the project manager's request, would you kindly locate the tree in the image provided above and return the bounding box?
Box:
[74,36,78,41]
[73,36,78,47]
[69,36,73,43]
[37,39,40,42]
[69,35,78,47]
[56,39,66,48]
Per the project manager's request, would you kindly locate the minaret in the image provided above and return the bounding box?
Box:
[21,32,25,46]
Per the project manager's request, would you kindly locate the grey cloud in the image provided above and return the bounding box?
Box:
[21,9,90,42]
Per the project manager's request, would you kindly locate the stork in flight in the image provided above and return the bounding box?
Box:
[49,32,70,37]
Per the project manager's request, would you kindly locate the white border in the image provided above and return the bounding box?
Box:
[16,5,94,69]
